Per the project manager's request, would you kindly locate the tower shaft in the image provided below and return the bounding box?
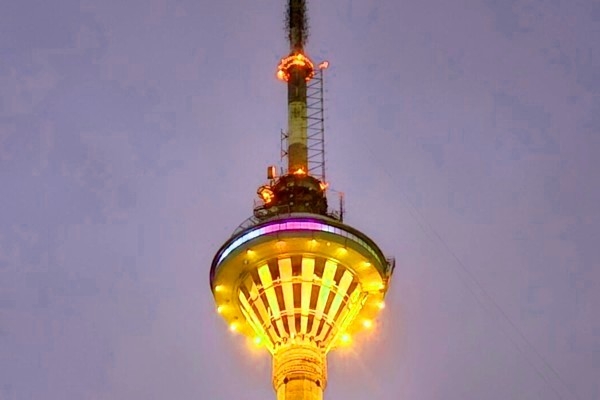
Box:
[273,345,326,400]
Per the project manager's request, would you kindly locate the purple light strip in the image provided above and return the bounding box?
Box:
[217,220,379,265]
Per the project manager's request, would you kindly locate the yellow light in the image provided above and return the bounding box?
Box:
[363,261,372,267]
[319,181,329,191]
[215,285,225,293]
[217,306,224,314]
[378,301,386,310]
[230,323,238,332]
[362,320,373,329]
[340,333,351,344]
[337,247,347,255]
[277,70,286,81]
[246,249,254,255]
[253,336,262,345]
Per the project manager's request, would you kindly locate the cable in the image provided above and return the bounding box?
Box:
[357,136,579,400]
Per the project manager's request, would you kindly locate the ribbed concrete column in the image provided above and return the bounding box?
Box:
[273,344,327,400]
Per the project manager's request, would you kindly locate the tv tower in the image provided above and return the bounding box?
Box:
[210,1,394,399]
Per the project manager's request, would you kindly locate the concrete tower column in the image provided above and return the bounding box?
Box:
[273,344,327,400]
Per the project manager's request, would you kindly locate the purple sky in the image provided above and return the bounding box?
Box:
[1,0,599,399]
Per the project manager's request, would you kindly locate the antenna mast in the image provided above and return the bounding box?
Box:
[279,0,313,174]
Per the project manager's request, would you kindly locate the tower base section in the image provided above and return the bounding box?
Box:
[273,344,326,400]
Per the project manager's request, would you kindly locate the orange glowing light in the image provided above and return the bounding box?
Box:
[257,185,275,204]
[293,168,307,176]
[362,320,373,329]
[318,61,329,70]
[319,182,329,191]
[276,53,315,82]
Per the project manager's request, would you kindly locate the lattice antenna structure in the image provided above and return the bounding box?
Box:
[281,63,328,182]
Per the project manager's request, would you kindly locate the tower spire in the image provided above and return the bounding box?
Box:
[287,0,308,52]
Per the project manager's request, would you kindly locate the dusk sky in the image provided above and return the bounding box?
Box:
[1,0,599,399]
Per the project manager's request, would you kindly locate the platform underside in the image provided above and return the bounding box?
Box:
[238,254,363,351]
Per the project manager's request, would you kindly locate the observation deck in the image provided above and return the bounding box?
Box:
[210,213,394,354]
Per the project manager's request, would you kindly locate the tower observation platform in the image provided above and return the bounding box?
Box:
[209,1,394,399]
